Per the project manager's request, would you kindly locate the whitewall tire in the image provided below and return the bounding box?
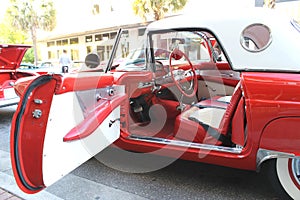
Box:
[266,158,300,200]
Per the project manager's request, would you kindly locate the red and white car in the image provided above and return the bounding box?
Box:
[10,8,300,199]
[0,44,37,108]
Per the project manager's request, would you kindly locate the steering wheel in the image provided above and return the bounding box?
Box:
[169,48,198,98]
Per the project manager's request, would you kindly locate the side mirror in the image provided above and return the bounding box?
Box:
[85,53,100,68]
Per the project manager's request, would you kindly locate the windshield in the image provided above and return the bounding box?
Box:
[151,31,210,63]
[105,29,226,72]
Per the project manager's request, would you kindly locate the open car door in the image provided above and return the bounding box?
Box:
[10,73,127,194]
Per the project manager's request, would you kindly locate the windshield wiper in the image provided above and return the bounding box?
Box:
[105,28,123,73]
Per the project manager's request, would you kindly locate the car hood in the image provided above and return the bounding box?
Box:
[0,44,31,70]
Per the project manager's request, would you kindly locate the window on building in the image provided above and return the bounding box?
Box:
[110,32,117,39]
[48,51,56,59]
[102,33,109,41]
[106,45,113,59]
[95,34,103,41]
[138,28,146,36]
[62,39,68,46]
[122,30,129,37]
[70,38,79,45]
[97,46,105,61]
[86,35,93,43]
[87,46,92,54]
[47,41,55,47]
[92,4,100,15]
[121,42,129,58]
[71,49,79,60]
[56,40,62,46]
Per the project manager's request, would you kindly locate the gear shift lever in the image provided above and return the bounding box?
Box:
[176,93,186,111]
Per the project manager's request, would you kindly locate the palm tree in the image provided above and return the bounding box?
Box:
[7,0,56,65]
[265,0,275,9]
[132,0,188,21]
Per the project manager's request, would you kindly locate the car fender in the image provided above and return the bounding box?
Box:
[257,117,300,169]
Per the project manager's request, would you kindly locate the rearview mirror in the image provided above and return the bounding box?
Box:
[171,38,185,44]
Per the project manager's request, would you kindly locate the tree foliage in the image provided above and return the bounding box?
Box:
[0,16,28,44]
[7,0,56,65]
[264,0,275,9]
[22,48,35,63]
[132,0,188,21]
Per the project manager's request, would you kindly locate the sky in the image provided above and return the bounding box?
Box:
[0,0,299,35]
[185,0,254,11]
[52,0,254,34]
[0,0,9,21]
[0,0,254,22]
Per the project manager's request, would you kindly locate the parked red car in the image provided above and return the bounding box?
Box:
[0,44,37,108]
[10,9,300,199]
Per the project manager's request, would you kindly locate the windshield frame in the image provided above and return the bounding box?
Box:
[147,28,225,69]
[105,28,123,73]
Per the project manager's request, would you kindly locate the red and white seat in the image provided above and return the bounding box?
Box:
[174,81,246,146]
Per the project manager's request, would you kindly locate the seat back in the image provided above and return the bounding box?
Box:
[231,97,245,146]
[218,81,242,135]
[174,80,243,145]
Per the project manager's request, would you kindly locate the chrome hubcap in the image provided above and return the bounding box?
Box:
[291,158,300,187]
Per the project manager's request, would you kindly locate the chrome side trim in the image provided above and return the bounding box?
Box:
[256,148,295,170]
[127,135,243,154]
[75,85,125,116]
[138,81,154,89]
[0,97,19,108]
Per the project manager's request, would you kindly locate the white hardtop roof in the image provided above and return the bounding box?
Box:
[147,8,300,72]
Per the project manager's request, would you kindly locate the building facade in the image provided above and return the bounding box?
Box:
[37,0,146,64]
[38,24,147,64]
[37,0,300,65]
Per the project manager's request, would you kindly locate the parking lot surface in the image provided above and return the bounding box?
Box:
[1,105,279,200]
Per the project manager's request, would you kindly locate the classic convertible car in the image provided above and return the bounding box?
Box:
[10,8,300,199]
[0,44,37,108]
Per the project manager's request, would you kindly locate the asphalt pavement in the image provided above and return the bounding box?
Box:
[0,105,280,200]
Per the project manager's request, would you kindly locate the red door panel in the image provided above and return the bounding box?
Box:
[10,74,125,194]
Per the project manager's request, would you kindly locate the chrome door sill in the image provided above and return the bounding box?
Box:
[127,135,243,154]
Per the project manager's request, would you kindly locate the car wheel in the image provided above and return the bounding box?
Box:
[264,158,300,200]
